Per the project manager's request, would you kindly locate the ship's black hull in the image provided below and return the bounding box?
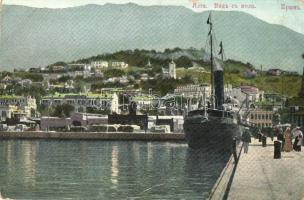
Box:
[184,117,242,152]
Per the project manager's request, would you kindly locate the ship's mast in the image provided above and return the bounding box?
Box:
[207,13,214,108]
[219,41,224,61]
[0,0,2,46]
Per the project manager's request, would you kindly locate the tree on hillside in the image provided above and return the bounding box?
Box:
[176,56,193,69]
[50,61,67,66]
[15,72,44,82]
[52,104,74,118]
[104,69,125,78]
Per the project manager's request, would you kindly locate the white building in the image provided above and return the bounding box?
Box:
[91,61,109,69]
[226,86,263,105]
[0,96,37,119]
[110,61,128,69]
[174,84,211,98]
[0,105,18,120]
[131,95,157,110]
[41,92,119,114]
[169,60,176,79]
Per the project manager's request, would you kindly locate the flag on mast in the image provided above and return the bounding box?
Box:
[219,42,223,55]
[207,13,211,24]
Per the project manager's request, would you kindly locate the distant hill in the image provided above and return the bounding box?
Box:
[1,3,304,72]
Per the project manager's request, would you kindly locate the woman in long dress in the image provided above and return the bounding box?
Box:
[284,127,293,152]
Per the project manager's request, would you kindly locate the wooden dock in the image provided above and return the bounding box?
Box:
[227,138,304,200]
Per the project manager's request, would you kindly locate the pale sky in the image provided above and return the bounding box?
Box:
[3,0,304,34]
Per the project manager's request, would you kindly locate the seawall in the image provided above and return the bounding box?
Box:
[208,141,243,200]
[0,132,185,141]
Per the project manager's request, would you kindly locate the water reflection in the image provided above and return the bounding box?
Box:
[184,148,230,197]
[111,146,119,187]
[21,141,37,187]
[0,141,230,200]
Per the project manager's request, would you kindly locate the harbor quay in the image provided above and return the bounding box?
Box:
[211,137,304,200]
[0,131,185,141]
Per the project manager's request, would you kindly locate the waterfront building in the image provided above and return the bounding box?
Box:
[0,105,18,120]
[41,92,119,114]
[131,95,157,110]
[248,109,274,128]
[148,115,184,133]
[0,95,37,119]
[174,84,210,98]
[40,112,108,131]
[227,86,262,105]
[287,67,304,126]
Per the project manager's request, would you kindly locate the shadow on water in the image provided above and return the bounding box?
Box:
[184,147,231,198]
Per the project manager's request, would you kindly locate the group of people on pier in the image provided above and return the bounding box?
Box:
[277,126,303,152]
[241,125,303,154]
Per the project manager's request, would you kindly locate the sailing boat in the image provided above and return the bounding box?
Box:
[183,13,244,151]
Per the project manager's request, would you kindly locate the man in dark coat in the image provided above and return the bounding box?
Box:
[277,128,284,151]
[242,127,252,153]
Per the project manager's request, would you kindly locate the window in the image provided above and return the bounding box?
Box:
[1,111,6,118]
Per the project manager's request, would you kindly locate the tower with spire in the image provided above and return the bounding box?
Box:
[169,59,176,79]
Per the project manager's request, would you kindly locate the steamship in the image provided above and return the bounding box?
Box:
[183,13,244,151]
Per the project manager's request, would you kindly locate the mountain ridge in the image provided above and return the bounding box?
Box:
[0,4,303,72]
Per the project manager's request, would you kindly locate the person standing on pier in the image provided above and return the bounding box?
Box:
[242,127,251,154]
[283,127,293,152]
[277,127,285,151]
[293,127,303,152]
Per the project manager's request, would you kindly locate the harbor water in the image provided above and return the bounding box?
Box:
[0,140,230,199]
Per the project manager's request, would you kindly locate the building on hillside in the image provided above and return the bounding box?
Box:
[248,109,274,128]
[244,69,257,78]
[110,61,128,69]
[42,73,63,81]
[19,79,33,87]
[1,75,13,84]
[287,67,304,126]
[162,67,169,79]
[91,61,109,69]
[169,60,176,79]
[51,65,65,72]
[267,69,283,76]
[41,92,119,114]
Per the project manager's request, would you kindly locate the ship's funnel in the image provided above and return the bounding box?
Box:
[214,60,224,109]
